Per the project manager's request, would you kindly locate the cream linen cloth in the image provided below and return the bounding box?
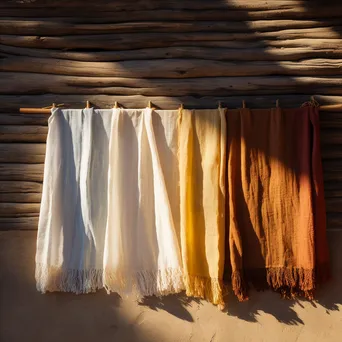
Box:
[178,109,227,306]
[104,108,184,299]
[36,108,112,293]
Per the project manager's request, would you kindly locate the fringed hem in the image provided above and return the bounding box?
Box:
[231,271,249,302]
[35,264,103,294]
[232,267,316,301]
[183,274,224,306]
[103,267,184,301]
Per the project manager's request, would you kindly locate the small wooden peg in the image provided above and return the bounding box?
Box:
[148,101,152,108]
[276,99,279,108]
[242,100,246,108]
[114,101,119,108]
[86,101,90,108]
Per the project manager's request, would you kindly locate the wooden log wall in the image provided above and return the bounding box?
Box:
[0,0,342,230]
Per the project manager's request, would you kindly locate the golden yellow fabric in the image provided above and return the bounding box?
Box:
[178,109,226,305]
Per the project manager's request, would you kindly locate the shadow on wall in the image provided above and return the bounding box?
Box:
[117,0,342,325]
[1,0,342,333]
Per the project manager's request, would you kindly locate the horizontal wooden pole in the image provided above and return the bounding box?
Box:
[19,108,52,114]
[320,113,342,129]
[322,149,342,160]
[322,173,342,182]
[0,113,48,125]
[326,198,342,213]
[3,56,342,78]
[0,181,42,193]
[0,1,324,11]
[2,45,342,62]
[0,203,40,216]
[0,164,44,182]
[325,189,342,198]
[0,193,41,203]
[2,19,341,36]
[321,131,342,145]
[320,104,342,111]
[1,94,341,111]
[2,73,342,97]
[0,125,48,142]
[2,5,342,21]
[1,33,341,51]
[0,216,39,230]
[0,144,46,163]
[17,105,342,115]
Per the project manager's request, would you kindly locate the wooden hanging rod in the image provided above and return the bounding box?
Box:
[319,104,342,111]
[19,103,342,114]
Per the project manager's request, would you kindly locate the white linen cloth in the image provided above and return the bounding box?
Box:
[35,108,112,293]
[103,108,184,299]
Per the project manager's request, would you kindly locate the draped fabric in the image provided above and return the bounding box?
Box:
[226,106,330,301]
[36,108,112,293]
[103,108,184,300]
[36,105,330,304]
[178,109,227,306]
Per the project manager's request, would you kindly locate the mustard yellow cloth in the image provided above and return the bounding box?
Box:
[178,109,226,305]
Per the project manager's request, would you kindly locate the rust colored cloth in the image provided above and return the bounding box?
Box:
[226,106,330,301]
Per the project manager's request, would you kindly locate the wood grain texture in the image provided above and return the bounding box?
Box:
[0,216,39,230]
[1,73,342,96]
[0,203,40,216]
[0,164,44,182]
[0,113,49,125]
[0,193,41,203]
[0,125,48,142]
[0,1,340,12]
[0,181,42,193]
[2,56,342,78]
[2,19,341,36]
[2,45,342,62]
[2,33,341,51]
[0,144,46,163]
[1,0,342,230]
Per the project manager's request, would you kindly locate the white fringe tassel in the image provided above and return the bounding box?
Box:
[104,267,184,301]
[35,263,103,294]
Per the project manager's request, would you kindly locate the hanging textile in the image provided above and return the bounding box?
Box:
[103,108,184,300]
[178,109,227,306]
[226,106,330,301]
[35,108,112,293]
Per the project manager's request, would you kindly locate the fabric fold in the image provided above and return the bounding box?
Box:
[226,106,330,301]
[103,108,184,300]
[178,109,227,306]
[35,108,112,293]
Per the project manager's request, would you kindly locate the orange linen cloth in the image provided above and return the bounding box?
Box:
[225,106,330,301]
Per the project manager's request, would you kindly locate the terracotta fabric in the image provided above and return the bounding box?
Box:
[178,109,226,306]
[226,106,329,301]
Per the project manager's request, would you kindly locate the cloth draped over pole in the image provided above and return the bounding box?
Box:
[35,104,330,305]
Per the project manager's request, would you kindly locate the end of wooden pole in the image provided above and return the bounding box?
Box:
[86,101,90,108]
[242,100,246,108]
